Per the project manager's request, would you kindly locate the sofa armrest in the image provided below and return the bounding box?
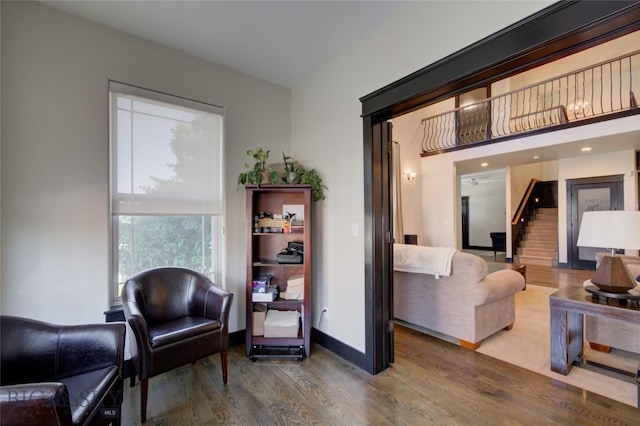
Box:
[57,323,126,379]
[474,270,525,305]
[0,383,72,426]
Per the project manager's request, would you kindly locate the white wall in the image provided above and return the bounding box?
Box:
[291,0,555,352]
[461,179,506,247]
[392,108,426,243]
[509,161,558,217]
[1,2,291,330]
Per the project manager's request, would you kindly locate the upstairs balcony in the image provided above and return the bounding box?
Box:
[420,50,640,156]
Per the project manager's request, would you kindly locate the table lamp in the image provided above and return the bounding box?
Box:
[576,210,640,293]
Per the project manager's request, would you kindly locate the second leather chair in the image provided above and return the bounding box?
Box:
[122,267,233,423]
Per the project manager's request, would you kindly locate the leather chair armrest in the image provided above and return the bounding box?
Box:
[1,383,72,426]
[191,283,233,337]
[56,323,126,379]
[124,313,151,350]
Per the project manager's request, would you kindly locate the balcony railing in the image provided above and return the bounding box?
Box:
[420,50,640,155]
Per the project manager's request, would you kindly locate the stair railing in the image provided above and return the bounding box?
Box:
[511,179,540,257]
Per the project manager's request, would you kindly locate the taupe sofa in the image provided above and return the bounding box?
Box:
[585,253,640,354]
[393,245,525,349]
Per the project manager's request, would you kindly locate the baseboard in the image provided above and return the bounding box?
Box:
[557,262,570,269]
[229,329,246,347]
[312,327,366,370]
[466,245,493,251]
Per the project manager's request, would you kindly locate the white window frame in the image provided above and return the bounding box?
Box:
[108,81,226,305]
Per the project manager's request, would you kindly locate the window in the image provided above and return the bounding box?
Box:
[109,81,224,304]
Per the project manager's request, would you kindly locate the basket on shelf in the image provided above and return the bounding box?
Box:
[257,218,288,228]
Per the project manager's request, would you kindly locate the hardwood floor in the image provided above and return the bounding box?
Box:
[486,260,594,290]
[120,263,638,425]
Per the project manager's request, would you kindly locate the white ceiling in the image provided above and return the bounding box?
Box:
[42,0,409,88]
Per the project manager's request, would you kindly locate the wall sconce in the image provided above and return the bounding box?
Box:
[406,172,417,181]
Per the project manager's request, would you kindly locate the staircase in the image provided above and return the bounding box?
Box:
[514,208,558,267]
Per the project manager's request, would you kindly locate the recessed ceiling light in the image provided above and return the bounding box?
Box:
[481,162,488,167]
[581,147,592,152]
[533,155,540,160]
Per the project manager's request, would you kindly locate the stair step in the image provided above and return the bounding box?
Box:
[537,208,558,214]
[514,254,558,267]
[532,216,558,223]
[523,238,558,246]
[515,207,559,267]
[517,247,558,257]
[525,227,557,235]
[528,222,557,228]
[520,241,557,249]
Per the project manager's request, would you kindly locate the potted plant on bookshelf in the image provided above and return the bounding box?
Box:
[237,147,279,186]
[281,152,327,201]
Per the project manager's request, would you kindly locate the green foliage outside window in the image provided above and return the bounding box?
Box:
[116,116,216,291]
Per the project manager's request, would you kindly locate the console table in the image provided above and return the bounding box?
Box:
[549,286,640,375]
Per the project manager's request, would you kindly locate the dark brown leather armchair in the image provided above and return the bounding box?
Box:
[122,267,233,423]
[0,316,126,426]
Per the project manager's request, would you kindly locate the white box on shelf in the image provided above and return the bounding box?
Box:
[282,274,304,300]
[264,310,300,338]
[252,303,268,336]
[252,285,278,302]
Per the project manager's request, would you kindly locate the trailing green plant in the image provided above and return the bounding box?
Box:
[237,147,279,186]
[282,152,326,201]
[298,167,327,202]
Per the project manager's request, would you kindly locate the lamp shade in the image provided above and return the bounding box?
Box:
[577,210,640,250]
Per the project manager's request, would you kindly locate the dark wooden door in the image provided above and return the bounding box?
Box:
[368,119,395,370]
[567,175,624,270]
[461,196,470,248]
[383,121,394,365]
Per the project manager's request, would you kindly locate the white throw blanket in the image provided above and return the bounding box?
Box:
[393,244,457,278]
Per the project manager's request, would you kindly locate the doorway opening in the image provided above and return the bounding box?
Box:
[360,2,640,375]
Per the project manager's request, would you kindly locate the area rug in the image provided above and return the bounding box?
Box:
[477,284,638,407]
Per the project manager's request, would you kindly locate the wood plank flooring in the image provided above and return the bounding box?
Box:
[120,263,639,425]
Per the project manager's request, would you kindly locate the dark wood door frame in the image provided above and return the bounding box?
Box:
[461,196,470,249]
[566,175,624,270]
[359,1,640,374]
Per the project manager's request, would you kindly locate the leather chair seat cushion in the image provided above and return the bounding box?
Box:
[149,316,221,348]
[59,365,118,425]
